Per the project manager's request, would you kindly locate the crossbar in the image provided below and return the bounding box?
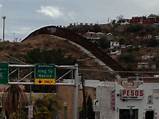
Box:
[8,82,75,86]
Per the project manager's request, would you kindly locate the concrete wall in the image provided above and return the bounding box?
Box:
[95,84,116,119]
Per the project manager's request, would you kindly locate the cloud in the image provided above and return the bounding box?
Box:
[37,6,63,18]
[17,27,33,34]
[67,11,76,19]
[0,4,3,8]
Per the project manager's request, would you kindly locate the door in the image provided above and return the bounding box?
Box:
[119,109,138,119]
[145,111,154,119]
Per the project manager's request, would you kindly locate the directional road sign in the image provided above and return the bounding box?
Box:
[35,64,56,85]
[0,63,8,84]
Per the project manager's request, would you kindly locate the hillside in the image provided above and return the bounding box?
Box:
[68,23,159,71]
[0,34,116,81]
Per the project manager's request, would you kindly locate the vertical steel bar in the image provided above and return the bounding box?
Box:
[73,64,79,119]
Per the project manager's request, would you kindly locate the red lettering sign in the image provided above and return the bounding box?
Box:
[126,90,129,96]
[111,90,115,110]
[135,90,138,96]
[123,90,126,96]
[139,90,144,96]
[131,90,134,96]
[121,89,144,99]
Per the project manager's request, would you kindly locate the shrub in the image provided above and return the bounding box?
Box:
[127,24,143,32]
[25,48,76,65]
[119,53,136,63]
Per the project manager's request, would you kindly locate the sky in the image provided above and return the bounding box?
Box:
[0,0,159,41]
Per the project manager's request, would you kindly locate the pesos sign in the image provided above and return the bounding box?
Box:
[35,64,56,85]
[120,89,144,100]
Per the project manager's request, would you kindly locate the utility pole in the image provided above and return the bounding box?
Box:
[73,64,79,119]
[64,102,68,119]
[81,74,87,119]
[2,16,6,41]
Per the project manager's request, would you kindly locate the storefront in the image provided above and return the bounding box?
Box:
[116,79,159,119]
[94,78,159,119]
[119,109,138,119]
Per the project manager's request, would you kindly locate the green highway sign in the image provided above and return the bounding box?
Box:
[35,64,56,85]
[0,63,9,84]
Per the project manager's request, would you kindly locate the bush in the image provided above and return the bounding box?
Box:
[147,39,159,47]
[34,94,62,119]
[25,48,76,64]
[127,24,143,32]
[97,38,110,49]
[119,53,136,63]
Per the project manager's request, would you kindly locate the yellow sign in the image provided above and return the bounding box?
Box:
[35,79,56,85]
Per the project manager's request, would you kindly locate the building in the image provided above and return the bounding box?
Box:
[83,32,107,40]
[137,62,157,70]
[94,78,159,119]
[129,16,159,24]
[83,32,101,40]
[110,41,120,49]
[0,77,158,119]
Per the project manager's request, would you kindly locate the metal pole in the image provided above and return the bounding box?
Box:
[28,84,32,119]
[28,67,33,119]
[64,102,68,119]
[2,16,6,41]
[81,74,87,119]
[136,73,139,80]
[17,67,20,81]
[73,64,79,119]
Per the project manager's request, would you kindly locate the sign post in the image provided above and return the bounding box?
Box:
[0,63,8,84]
[35,64,56,85]
[28,105,33,119]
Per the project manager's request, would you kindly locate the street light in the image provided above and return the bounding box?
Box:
[2,16,6,41]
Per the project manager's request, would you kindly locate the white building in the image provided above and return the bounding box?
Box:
[94,78,159,119]
[110,41,120,49]
[83,32,101,40]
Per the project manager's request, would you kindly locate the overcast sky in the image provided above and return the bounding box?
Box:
[0,0,159,41]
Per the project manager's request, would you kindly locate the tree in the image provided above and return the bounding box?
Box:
[2,85,28,119]
[148,14,159,18]
[146,39,159,47]
[34,94,62,119]
[127,24,143,32]
[118,53,136,63]
[25,48,76,65]
[97,37,110,49]
[111,20,116,25]
[93,24,101,32]
[86,96,95,119]
[116,15,124,21]
[79,95,95,119]
[116,15,125,23]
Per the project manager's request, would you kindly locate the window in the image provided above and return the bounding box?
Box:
[147,95,153,104]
